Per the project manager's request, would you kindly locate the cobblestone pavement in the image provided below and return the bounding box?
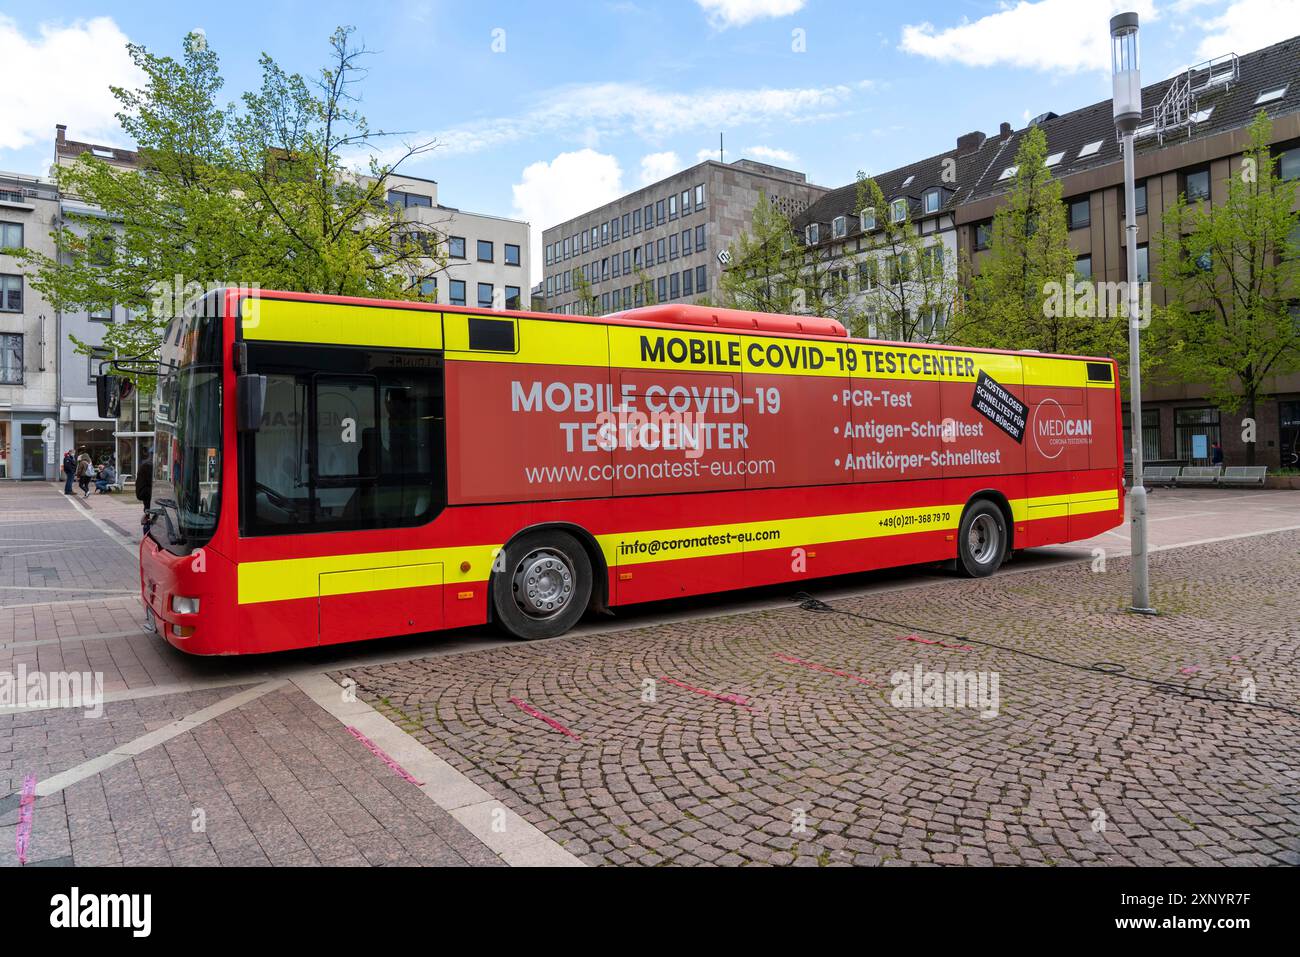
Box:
[337,531,1300,867]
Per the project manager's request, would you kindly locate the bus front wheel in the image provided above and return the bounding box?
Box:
[955,500,1008,578]
[491,529,593,641]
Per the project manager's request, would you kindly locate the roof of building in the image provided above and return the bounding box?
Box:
[794,33,1300,242]
[54,125,141,169]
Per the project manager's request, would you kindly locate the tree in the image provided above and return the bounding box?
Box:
[953,125,1119,357]
[714,191,855,324]
[851,172,959,342]
[16,27,444,379]
[1151,111,1300,464]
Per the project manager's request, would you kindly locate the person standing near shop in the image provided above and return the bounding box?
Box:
[62,450,75,494]
[136,449,153,518]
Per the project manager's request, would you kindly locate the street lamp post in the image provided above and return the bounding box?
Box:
[1111,12,1156,614]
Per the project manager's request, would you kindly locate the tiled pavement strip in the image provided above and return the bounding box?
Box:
[0,483,577,866]
[1,480,1298,866]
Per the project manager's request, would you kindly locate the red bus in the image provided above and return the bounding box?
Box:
[134,289,1123,654]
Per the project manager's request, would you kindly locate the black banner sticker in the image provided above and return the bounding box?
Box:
[971,370,1027,443]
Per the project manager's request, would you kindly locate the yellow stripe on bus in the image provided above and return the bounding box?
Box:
[237,544,499,605]
[240,298,443,350]
[234,490,1118,604]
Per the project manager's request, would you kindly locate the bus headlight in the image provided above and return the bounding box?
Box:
[171,595,201,615]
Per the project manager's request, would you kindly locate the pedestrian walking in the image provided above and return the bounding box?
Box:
[1211,441,1224,466]
[75,451,93,498]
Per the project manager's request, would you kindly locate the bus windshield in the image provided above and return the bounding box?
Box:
[153,299,224,550]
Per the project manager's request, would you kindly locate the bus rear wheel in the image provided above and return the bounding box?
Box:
[491,530,593,641]
[955,500,1008,578]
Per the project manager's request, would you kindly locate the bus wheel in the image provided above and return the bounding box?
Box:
[956,500,1007,578]
[492,530,593,640]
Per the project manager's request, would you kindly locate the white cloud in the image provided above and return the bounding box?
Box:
[900,0,1157,74]
[638,151,680,185]
[404,79,865,160]
[744,145,798,164]
[695,0,806,29]
[512,149,624,286]
[1192,0,1300,59]
[0,15,143,152]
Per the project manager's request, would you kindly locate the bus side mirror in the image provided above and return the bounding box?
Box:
[236,373,267,432]
[96,375,124,419]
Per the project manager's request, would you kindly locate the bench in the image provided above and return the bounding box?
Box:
[1220,465,1267,486]
[1140,465,1180,487]
[1176,466,1222,485]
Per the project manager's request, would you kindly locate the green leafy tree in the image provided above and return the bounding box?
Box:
[1151,111,1300,464]
[953,125,1119,356]
[16,27,444,378]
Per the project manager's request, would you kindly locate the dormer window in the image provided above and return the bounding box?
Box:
[922,189,941,214]
[832,215,847,239]
[890,199,907,224]
[805,223,820,245]
[998,165,1018,181]
[860,208,876,232]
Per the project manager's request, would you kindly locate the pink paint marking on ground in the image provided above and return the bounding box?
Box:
[509,697,581,738]
[15,775,36,865]
[346,727,425,786]
[661,676,754,710]
[895,633,974,652]
[773,653,876,686]
[1180,665,1202,675]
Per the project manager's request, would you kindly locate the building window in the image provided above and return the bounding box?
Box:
[1134,181,1147,215]
[656,238,665,263]
[683,268,693,296]
[832,216,847,239]
[1175,406,1221,462]
[612,254,621,278]
[504,243,521,266]
[450,279,466,306]
[601,223,610,246]
[657,276,667,301]
[387,190,433,209]
[602,257,609,281]
[1068,198,1091,229]
[656,200,665,225]
[644,242,653,264]
[696,264,707,292]
[0,222,22,250]
[449,236,466,259]
[805,223,820,245]
[622,212,631,235]
[1122,407,1161,464]
[669,234,679,259]
[610,218,619,241]
[505,286,521,309]
[890,199,907,223]
[545,276,553,297]
[695,184,705,208]
[860,209,876,232]
[0,274,21,312]
[922,189,941,214]
[670,273,680,299]
[477,282,494,307]
[1195,251,1213,271]
[562,237,571,259]
[974,221,993,251]
[1135,243,1149,283]
[544,244,552,266]
[416,277,437,299]
[1075,254,1092,279]
[591,226,599,248]
[695,224,706,252]
[582,232,589,254]
[680,229,691,257]
[681,190,691,215]
[0,333,20,384]
[1184,167,1211,202]
[1279,146,1300,181]
[89,303,113,322]
[632,209,641,233]
[643,205,653,229]
[669,195,678,220]
[477,240,494,263]
[920,245,944,277]
[857,258,877,290]
[633,247,642,269]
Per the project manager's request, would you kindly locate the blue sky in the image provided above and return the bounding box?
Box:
[3,0,1298,282]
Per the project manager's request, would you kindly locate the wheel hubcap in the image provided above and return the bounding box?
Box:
[512,549,575,619]
[968,514,1001,565]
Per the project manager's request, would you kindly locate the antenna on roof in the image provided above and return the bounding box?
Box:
[720,133,725,164]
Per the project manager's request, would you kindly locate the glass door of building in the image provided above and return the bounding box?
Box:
[20,422,46,479]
